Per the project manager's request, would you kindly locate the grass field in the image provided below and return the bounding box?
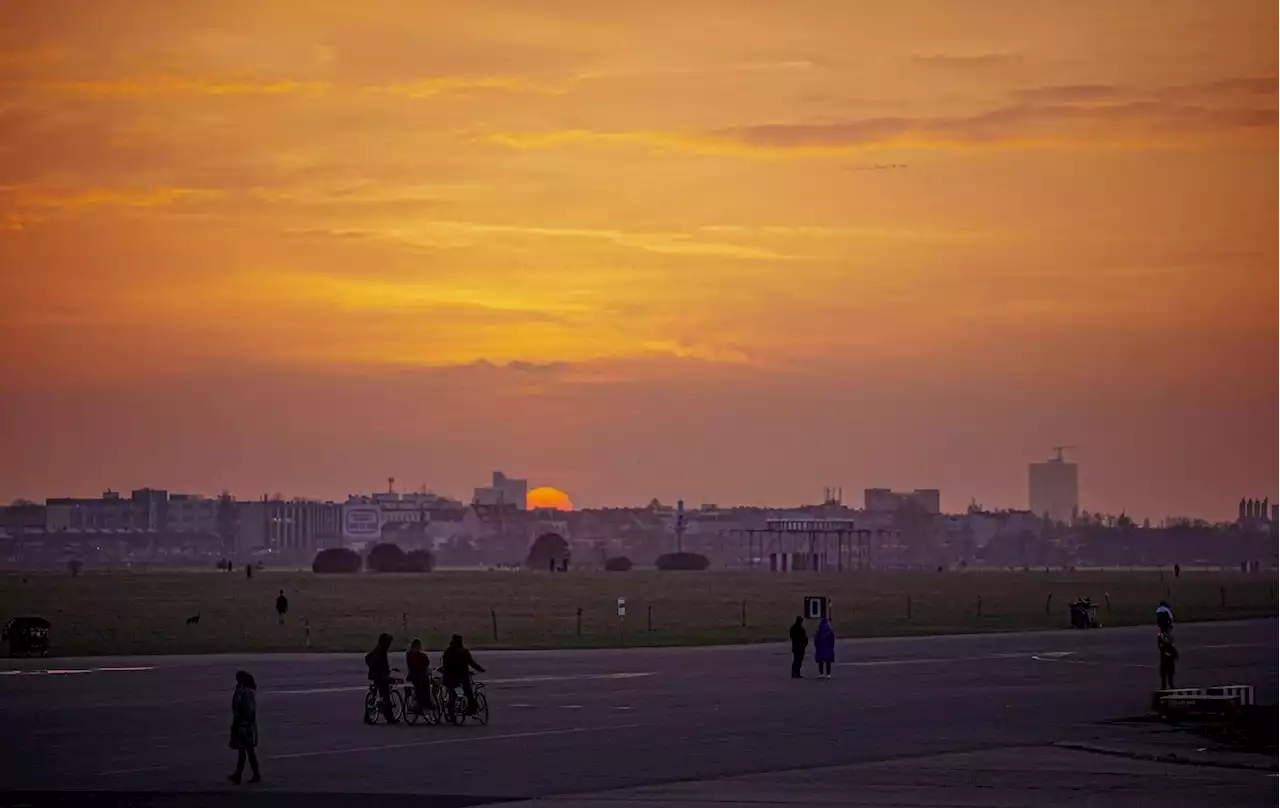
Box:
[0,569,1275,656]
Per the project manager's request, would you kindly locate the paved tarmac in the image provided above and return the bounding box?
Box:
[1,620,1275,806]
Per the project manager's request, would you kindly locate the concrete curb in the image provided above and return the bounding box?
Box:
[1052,741,1277,772]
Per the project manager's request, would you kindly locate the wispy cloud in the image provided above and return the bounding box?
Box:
[486,96,1276,156]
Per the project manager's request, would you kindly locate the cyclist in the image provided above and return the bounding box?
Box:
[364,632,399,724]
[441,634,486,715]
[405,638,432,714]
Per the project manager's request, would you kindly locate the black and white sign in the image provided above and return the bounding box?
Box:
[803,596,829,620]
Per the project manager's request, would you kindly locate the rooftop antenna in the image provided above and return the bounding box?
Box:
[1051,445,1078,462]
[388,476,395,494]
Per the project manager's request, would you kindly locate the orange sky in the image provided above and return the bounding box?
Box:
[0,1,1275,519]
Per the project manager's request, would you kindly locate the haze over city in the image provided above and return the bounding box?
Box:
[1,1,1275,520]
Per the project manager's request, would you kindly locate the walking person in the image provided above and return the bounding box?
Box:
[814,616,835,679]
[1155,601,1174,636]
[228,671,261,785]
[1157,630,1179,690]
[275,590,289,626]
[789,616,808,679]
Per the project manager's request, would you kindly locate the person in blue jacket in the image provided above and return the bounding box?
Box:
[814,617,836,679]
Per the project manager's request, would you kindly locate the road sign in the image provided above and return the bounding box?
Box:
[617,598,627,617]
[803,596,828,620]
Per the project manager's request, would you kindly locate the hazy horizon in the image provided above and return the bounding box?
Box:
[1,1,1275,521]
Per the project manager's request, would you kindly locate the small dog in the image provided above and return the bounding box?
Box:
[185,613,201,626]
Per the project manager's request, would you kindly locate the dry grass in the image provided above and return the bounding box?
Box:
[0,569,1274,656]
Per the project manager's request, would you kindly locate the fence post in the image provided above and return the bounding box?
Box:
[906,595,912,619]
[1044,593,1053,614]
[576,607,582,637]
[401,612,407,635]
[1104,592,1111,612]
[490,609,498,642]
[976,595,982,617]
[1220,586,1226,608]
[741,599,747,628]
[647,604,652,633]
[304,618,311,651]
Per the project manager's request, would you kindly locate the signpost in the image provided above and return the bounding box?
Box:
[616,598,627,646]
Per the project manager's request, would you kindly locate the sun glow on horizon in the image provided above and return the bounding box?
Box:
[527,486,574,511]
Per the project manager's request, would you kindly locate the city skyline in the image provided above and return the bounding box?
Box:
[0,1,1275,521]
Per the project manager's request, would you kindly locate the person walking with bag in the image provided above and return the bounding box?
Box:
[228,670,261,785]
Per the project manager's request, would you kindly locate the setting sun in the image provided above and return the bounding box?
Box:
[527,486,574,511]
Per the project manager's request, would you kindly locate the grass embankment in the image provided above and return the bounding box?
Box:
[0,570,1273,656]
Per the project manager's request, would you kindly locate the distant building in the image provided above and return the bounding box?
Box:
[864,488,941,514]
[1029,456,1078,524]
[473,471,528,511]
[165,493,218,535]
[237,498,342,555]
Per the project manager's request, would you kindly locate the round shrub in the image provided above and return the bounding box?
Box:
[603,556,633,572]
[366,542,408,572]
[403,549,435,572]
[526,533,569,569]
[655,552,710,571]
[312,547,362,574]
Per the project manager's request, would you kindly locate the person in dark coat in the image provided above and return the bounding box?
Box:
[275,591,288,626]
[814,617,836,678]
[365,633,399,724]
[1157,631,1179,689]
[405,638,432,714]
[442,634,486,714]
[789,617,808,679]
[228,670,260,784]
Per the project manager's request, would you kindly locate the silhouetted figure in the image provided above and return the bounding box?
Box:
[364,633,398,724]
[1156,601,1174,635]
[245,564,252,580]
[1173,564,1180,579]
[228,670,260,784]
[814,617,835,678]
[789,617,808,679]
[405,638,432,714]
[1157,631,1179,689]
[549,558,556,573]
[275,591,288,625]
[441,634,486,715]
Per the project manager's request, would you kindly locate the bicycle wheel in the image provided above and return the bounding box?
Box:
[472,688,489,726]
[363,688,380,725]
[446,689,464,725]
[425,682,444,725]
[404,688,423,725]
[388,688,406,723]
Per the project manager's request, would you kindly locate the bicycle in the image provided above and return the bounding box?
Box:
[436,668,489,726]
[362,668,406,725]
[403,678,441,725]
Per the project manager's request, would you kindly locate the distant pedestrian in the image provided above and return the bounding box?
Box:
[228,670,260,785]
[1157,631,1179,690]
[1155,601,1174,635]
[814,617,835,678]
[275,591,288,625]
[789,616,808,679]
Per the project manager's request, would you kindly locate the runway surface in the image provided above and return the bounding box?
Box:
[1,620,1275,805]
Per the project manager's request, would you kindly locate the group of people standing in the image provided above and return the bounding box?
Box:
[789,615,836,678]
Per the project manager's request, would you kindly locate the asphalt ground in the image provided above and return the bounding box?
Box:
[1,620,1275,806]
